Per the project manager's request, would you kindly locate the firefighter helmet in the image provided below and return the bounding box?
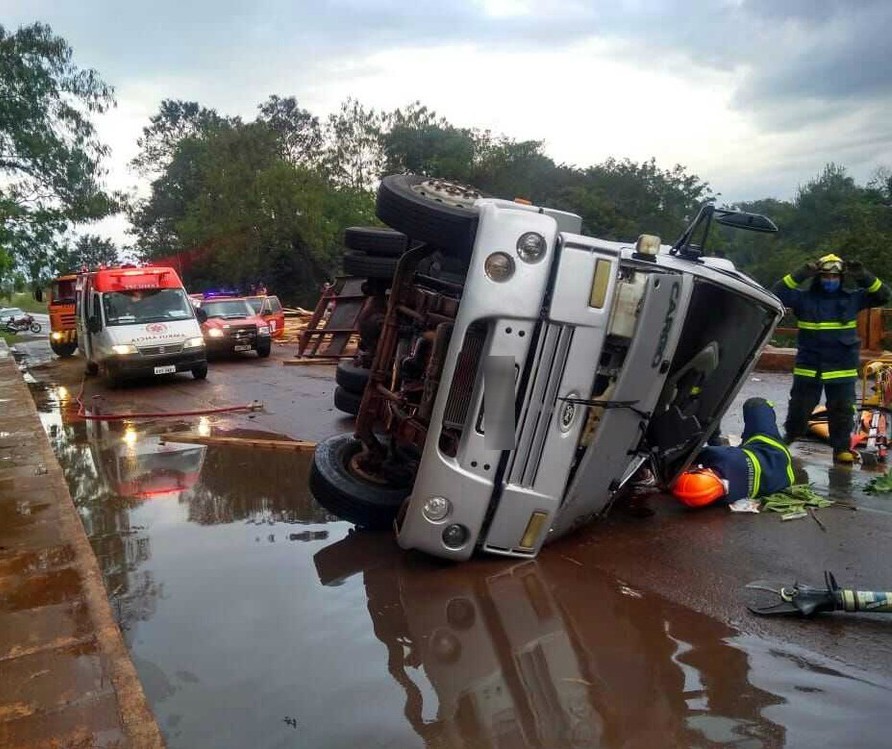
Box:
[671,468,727,507]
[817,253,844,274]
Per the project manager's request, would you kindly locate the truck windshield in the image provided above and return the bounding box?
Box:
[51,279,77,305]
[102,288,194,326]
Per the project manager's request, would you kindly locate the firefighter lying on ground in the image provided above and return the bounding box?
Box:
[670,397,795,508]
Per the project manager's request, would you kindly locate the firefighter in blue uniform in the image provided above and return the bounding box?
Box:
[773,254,891,464]
[671,397,794,507]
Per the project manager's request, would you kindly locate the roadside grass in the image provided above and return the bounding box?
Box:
[1,292,47,313]
[0,331,18,345]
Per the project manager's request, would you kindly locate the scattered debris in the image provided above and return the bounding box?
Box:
[161,432,316,452]
[864,468,892,495]
[729,498,760,513]
[760,484,832,519]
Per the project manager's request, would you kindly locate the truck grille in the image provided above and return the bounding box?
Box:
[508,322,573,487]
[61,314,76,327]
[227,324,256,342]
[442,323,487,430]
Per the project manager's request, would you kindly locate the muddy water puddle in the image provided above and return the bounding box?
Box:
[25,381,892,748]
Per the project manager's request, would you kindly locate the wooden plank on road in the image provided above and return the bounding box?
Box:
[161,432,316,452]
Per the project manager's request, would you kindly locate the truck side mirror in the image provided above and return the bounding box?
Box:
[195,307,208,324]
[87,316,101,333]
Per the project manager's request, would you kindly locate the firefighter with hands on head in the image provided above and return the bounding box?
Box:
[772,253,891,464]
[671,397,795,507]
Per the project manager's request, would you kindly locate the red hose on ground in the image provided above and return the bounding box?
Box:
[72,378,262,421]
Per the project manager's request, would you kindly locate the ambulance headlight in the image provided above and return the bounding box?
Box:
[112,344,138,355]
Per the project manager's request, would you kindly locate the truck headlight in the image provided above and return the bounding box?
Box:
[258,325,271,336]
[207,329,224,338]
[442,523,470,549]
[516,232,547,263]
[51,331,63,341]
[184,337,205,348]
[484,252,515,282]
[112,344,138,355]
[422,496,451,522]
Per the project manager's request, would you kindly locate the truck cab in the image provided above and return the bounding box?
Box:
[76,265,207,384]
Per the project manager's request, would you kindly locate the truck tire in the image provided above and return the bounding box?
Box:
[343,226,408,257]
[342,251,399,280]
[333,385,362,415]
[335,360,370,394]
[256,340,272,358]
[376,174,482,259]
[310,434,411,530]
[50,341,77,357]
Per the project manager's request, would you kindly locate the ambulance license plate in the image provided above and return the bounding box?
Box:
[234,344,251,352]
[154,365,176,375]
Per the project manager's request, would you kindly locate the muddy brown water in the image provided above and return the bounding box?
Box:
[23,375,892,749]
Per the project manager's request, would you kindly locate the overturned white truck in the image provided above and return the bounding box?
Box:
[311,176,784,561]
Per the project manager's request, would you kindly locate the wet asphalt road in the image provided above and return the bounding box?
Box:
[13,337,892,749]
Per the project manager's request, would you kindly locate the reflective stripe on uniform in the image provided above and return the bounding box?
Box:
[796,320,857,330]
[744,434,796,486]
[793,367,818,378]
[821,369,858,380]
[742,448,761,498]
[869,278,883,293]
[783,274,798,290]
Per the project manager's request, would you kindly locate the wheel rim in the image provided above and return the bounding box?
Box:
[411,178,482,209]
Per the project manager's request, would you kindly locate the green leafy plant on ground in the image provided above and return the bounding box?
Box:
[761,484,833,514]
[864,470,892,496]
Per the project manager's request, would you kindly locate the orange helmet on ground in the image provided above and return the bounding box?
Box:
[671,468,727,507]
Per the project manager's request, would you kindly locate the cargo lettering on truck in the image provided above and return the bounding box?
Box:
[652,281,680,368]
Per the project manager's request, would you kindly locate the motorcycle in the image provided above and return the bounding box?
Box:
[2,315,41,334]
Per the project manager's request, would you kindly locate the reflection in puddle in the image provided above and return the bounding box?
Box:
[315,532,892,749]
[26,376,892,749]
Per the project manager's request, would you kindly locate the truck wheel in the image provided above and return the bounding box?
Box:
[50,341,77,358]
[335,360,370,394]
[333,386,361,415]
[376,174,482,259]
[192,363,208,380]
[310,434,411,530]
[257,341,272,358]
[343,226,408,257]
[342,251,399,279]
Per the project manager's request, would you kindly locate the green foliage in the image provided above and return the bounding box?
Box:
[864,469,892,496]
[54,234,120,273]
[0,22,118,282]
[761,484,832,512]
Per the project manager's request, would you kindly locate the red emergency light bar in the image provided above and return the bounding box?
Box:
[90,266,183,293]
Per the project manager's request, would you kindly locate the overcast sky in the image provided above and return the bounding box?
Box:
[6,0,892,243]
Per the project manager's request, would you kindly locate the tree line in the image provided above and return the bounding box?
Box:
[3,22,892,306]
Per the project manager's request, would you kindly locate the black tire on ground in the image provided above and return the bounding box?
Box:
[309,433,411,530]
[29,322,41,333]
[50,341,77,358]
[256,340,272,358]
[342,251,399,279]
[343,226,408,257]
[333,385,362,415]
[85,360,99,376]
[192,363,208,380]
[376,174,482,259]
[335,360,370,394]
